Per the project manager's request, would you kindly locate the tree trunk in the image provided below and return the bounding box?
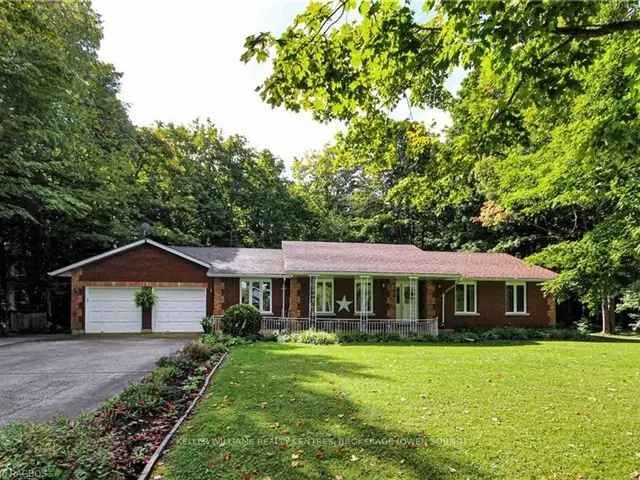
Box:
[601,295,616,334]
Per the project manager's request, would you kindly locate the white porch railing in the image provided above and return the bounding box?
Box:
[211,316,438,337]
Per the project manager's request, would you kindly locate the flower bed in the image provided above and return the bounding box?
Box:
[0,340,226,480]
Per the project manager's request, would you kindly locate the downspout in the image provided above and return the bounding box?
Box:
[441,284,456,327]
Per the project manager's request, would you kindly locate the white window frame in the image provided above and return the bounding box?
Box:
[455,281,477,315]
[239,278,272,314]
[506,281,527,314]
[354,277,374,314]
[315,277,335,315]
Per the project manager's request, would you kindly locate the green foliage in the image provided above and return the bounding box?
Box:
[221,304,262,337]
[576,318,594,335]
[0,418,115,480]
[277,327,588,344]
[618,280,640,323]
[201,316,213,334]
[278,330,338,344]
[244,0,640,318]
[182,341,217,363]
[182,366,208,394]
[201,332,250,348]
[134,287,156,310]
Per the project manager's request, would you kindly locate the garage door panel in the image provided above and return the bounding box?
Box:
[152,288,206,333]
[86,288,141,333]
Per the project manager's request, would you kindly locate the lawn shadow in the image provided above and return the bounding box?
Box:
[164,343,491,479]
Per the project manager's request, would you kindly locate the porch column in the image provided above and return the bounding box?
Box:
[309,275,317,329]
[409,276,418,321]
[359,274,371,332]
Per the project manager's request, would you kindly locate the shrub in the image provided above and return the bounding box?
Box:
[201,316,213,334]
[575,318,593,335]
[201,332,248,348]
[134,287,156,309]
[221,304,261,337]
[279,330,338,344]
[157,354,197,372]
[182,341,216,363]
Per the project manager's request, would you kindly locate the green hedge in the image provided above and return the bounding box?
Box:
[278,327,589,345]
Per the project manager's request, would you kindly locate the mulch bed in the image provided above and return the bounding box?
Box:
[92,351,225,478]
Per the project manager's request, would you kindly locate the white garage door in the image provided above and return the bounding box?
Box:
[85,287,141,333]
[152,288,207,332]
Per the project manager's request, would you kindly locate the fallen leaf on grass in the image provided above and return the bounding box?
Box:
[223,452,232,462]
[315,448,326,460]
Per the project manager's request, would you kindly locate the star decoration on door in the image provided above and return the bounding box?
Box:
[336,295,352,312]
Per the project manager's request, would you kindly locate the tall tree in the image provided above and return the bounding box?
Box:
[243,0,640,330]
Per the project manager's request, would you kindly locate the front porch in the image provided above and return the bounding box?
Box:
[211,316,439,337]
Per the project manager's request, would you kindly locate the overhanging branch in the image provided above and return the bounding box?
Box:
[556,20,640,37]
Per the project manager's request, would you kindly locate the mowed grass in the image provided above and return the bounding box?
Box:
[160,340,640,480]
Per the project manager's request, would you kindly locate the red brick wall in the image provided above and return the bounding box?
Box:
[68,244,211,333]
[80,244,208,283]
[438,280,554,329]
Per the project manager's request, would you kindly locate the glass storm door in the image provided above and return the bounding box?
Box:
[396,279,416,320]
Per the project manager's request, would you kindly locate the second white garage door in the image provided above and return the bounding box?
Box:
[152,288,207,332]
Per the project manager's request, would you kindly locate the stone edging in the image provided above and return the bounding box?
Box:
[137,351,229,480]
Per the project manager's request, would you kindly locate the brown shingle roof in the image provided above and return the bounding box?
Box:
[282,241,457,276]
[418,251,556,280]
[172,246,285,275]
[174,242,556,280]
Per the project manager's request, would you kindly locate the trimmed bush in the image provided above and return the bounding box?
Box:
[221,304,261,337]
[182,340,216,363]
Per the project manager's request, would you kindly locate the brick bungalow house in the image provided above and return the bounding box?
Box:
[49,239,557,334]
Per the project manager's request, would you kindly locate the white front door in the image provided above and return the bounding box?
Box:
[395,279,417,320]
[85,287,141,333]
[152,288,207,332]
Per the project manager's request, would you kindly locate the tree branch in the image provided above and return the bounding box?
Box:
[556,20,640,38]
[490,36,573,121]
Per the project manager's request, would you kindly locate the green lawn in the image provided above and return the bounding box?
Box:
[160,340,640,480]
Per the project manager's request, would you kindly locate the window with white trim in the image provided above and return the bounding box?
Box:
[315,278,334,314]
[355,277,373,313]
[240,278,272,313]
[455,281,477,314]
[506,282,527,314]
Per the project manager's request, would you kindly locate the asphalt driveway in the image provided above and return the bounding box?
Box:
[0,335,195,426]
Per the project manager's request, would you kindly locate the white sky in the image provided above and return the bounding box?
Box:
[93,0,457,169]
